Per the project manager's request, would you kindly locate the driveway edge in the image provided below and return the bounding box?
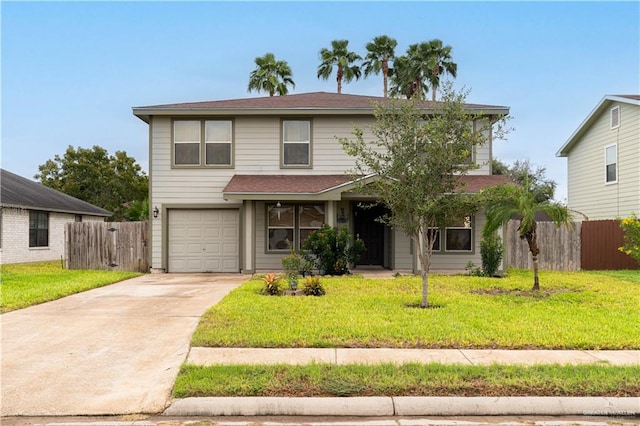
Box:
[164,396,640,417]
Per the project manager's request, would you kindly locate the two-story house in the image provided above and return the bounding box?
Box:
[132,92,510,274]
[557,94,640,220]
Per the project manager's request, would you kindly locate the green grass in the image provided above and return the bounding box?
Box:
[173,363,640,398]
[1,261,142,313]
[192,270,640,349]
[592,270,640,283]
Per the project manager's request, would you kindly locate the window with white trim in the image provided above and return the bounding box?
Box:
[29,211,49,248]
[282,120,311,167]
[605,144,617,184]
[610,106,620,129]
[267,203,325,251]
[173,119,233,167]
[445,216,473,252]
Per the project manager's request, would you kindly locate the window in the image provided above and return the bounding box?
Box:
[267,203,325,251]
[173,119,233,167]
[445,216,472,252]
[610,106,620,129]
[75,215,83,222]
[29,211,49,247]
[174,120,201,165]
[282,120,311,167]
[205,120,232,165]
[605,144,617,184]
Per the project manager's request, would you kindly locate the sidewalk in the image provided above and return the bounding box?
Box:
[186,347,640,366]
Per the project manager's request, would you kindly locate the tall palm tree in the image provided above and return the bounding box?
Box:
[247,53,295,96]
[482,180,572,291]
[362,35,397,97]
[317,39,362,94]
[389,43,431,100]
[424,39,457,102]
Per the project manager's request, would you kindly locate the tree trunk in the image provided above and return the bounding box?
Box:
[382,62,389,98]
[421,269,429,308]
[337,66,343,94]
[524,221,540,291]
[416,226,433,308]
[532,254,540,291]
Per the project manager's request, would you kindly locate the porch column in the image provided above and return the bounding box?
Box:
[242,200,254,273]
[326,201,336,227]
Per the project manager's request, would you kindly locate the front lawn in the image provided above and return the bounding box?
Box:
[174,363,640,398]
[193,270,639,349]
[1,261,142,313]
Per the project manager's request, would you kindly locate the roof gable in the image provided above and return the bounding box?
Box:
[133,92,510,122]
[557,94,640,157]
[1,169,111,216]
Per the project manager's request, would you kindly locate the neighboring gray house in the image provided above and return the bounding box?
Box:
[557,95,640,220]
[0,169,111,264]
[133,92,510,274]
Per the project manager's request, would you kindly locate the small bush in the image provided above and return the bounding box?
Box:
[260,273,282,295]
[302,276,325,296]
[481,234,504,277]
[301,225,365,276]
[618,213,640,264]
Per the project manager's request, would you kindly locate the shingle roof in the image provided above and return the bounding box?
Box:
[133,92,509,122]
[1,169,111,216]
[223,174,512,196]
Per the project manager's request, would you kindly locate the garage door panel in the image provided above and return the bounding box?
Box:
[168,209,239,273]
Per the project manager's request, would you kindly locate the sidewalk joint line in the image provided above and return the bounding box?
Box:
[459,349,475,365]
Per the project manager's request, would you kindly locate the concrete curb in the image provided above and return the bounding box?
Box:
[164,396,640,417]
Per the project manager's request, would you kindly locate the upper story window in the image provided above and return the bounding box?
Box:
[29,211,49,248]
[282,120,311,167]
[610,106,620,129]
[605,144,617,184]
[173,119,233,167]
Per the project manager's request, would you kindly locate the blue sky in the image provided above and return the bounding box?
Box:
[2,1,639,201]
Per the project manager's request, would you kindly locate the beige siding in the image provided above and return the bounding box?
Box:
[149,113,498,271]
[393,230,413,270]
[567,103,640,220]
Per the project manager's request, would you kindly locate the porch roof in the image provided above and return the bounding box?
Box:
[223,174,512,201]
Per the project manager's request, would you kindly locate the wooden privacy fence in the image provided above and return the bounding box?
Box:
[65,221,148,272]
[581,220,639,270]
[504,219,581,271]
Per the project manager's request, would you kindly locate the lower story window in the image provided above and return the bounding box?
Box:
[29,211,49,247]
[267,203,325,251]
[445,216,473,252]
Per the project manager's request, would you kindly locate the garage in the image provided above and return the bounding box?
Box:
[168,209,239,273]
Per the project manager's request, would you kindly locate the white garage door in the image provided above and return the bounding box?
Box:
[168,209,239,273]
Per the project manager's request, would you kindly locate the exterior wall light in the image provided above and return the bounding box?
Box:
[152,206,159,219]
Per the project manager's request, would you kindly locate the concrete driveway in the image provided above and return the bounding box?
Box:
[1,273,249,416]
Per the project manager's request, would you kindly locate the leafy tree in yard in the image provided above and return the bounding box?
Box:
[35,145,148,221]
[492,158,556,203]
[340,83,510,307]
[317,39,362,94]
[362,35,397,98]
[247,52,295,96]
[482,176,572,291]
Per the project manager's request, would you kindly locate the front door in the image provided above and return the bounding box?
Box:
[353,203,386,266]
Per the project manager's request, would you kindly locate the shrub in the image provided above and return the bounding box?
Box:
[260,273,282,295]
[480,234,504,277]
[301,225,365,276]
[281,242,302,283]
[302,276,325,296]
[618,213,640,264]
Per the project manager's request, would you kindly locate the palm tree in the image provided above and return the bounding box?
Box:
[317,39,362,94]
[424,39,457,102]
[362,35,397,97]
[482,180,572,291]
[247,53,295,96]
[389,43,431,100]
